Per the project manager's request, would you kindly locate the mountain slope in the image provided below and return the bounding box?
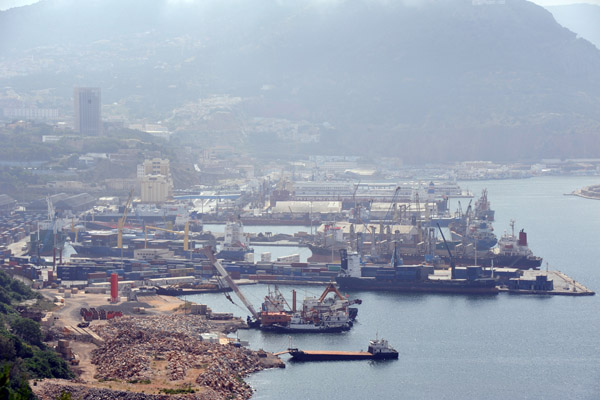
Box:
[546,3,600,49]
[1,0,600,162]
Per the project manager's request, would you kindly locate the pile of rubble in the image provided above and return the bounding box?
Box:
[195,347,265,399]
[89,315,278,399]
[92,314,215,337]
[31,380,221,400]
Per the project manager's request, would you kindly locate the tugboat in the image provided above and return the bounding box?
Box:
[287,337,398,361]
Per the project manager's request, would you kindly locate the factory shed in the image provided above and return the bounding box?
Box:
[54,193,96,213]
[29,193,69,210]
[271,201,342,214]
[0,194,17,214]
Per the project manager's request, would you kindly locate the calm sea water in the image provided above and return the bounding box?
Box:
[187,176,600,400]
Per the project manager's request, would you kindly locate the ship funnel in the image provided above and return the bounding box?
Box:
[518,230,527,246]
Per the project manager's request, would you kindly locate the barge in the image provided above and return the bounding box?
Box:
[286,338,398,361]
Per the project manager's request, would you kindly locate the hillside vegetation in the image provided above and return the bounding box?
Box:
[0,271,73,399]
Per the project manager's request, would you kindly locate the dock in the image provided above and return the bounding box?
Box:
[499,270,595,296]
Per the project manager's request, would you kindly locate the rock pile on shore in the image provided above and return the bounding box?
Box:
[88,315,278,399]
[32,380,220,400]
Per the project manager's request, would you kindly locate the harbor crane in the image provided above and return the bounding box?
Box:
[144,222,190,251]
[201,246,261,326]
[437,223,456,279]
[117,188,134,250]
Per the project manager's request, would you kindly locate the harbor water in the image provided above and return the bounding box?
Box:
[186,176,600,400]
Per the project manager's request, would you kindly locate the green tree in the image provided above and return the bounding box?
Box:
[25,350,73,380]
[0,364,11,400]
[0,363,32,400]
[56,390,72,400]
[11,318,42,346]
[0,288,11,305]
[0,336,16,361]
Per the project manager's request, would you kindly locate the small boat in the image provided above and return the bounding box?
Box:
[286,338,398,361]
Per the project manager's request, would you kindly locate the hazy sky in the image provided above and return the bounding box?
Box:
[1,0,600,11]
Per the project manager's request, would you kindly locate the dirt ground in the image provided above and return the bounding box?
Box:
[42,290,187,385]
[37,288,265,399]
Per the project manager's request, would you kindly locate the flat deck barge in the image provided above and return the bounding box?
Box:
[288,349,374,361]
[279,338,399,361]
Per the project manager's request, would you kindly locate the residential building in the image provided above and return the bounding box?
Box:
[74,87,102,136]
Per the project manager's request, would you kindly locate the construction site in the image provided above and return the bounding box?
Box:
[30,284,284,400]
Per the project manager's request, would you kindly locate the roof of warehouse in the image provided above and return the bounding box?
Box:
[29,193,69,210]
[0,194,16,207]
[272,201,342,213]
[55,193,96,209]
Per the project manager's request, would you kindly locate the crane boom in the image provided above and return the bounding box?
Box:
[118,189,134,249]
[201,247,260,321]
[144,223,189,251]
[437,223,456,279]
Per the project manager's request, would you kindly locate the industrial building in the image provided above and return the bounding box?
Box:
[0,194,17,214]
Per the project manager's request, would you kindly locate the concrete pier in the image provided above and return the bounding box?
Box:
[499,269,595,296]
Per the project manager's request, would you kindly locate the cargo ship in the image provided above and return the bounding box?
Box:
[445,221,542,269]
[28,199,68,257]
[216,220,253,261]
[474,189,495,221]
[287,338,398,361]
[450,218,497,251]
[259,284,362,333]
[335,250,499,295]
[202,249,361,332]
[71,230,135,258]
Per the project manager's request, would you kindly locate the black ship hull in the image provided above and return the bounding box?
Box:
[336,276,499,294]
[71,244,134,258]
[29,230,67,257]
[260,323,352,333]
[289,350,398,361]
